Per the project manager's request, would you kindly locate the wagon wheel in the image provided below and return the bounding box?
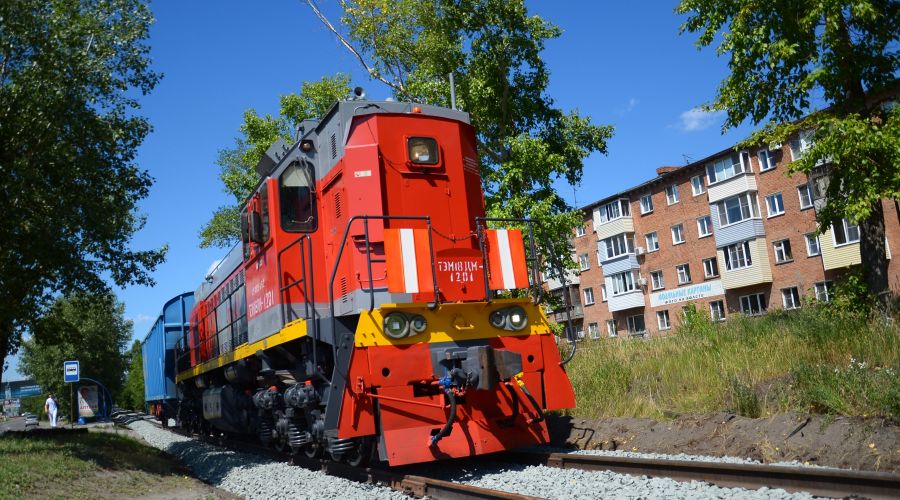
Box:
[303,440,324,459]
[344,439,374,467]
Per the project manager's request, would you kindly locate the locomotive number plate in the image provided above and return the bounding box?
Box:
[435,249,485,301]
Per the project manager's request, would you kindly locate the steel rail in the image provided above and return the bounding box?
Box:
[503,451,900,499]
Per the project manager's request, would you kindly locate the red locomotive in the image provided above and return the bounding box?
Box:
[174,96,576,466]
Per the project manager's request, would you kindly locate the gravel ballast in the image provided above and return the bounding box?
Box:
[127,420,405,500]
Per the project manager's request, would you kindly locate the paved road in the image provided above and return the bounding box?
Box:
[0,416,28,433]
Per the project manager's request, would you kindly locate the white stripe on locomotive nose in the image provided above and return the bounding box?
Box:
[400,228,419,293]
[497,229,515,289]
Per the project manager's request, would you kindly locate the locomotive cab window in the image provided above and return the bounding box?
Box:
[407,137,439,166]
[280,161,317,232]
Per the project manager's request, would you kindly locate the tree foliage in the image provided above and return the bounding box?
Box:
[199,74,352,247]
[119,340,145,410]
[0,0,165,386]
[306,0,613,267]
[19,292,132,417]
[676,0,900,300]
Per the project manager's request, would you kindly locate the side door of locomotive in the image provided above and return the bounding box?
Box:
[243,181,280,344]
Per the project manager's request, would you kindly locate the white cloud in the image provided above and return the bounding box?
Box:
[626,98,639,112]
[131,314,154,324]
[678,107,724,132]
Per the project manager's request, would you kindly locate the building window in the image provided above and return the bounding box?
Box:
[773,239,793,263]
[583,287,595,305]
[723,241,753,270]
[640,193,654,214]
[740,293,767,315]
[697,216,712,238]
[657,310,671,330]
[765,192,785,217]
[650,270,665,290]
[758,149,776,171]
[575,223,586,237]
[627,314,646,334]
[588,322,600,339]
[600,284,608,302]
[600,233,635,260]
[579,253,590,270]
[645,231,660,252]
[702,257,719,278]
[790,129,813,161]
[610,271,637,295]
[671,224,685,245]
[606,319,617,337]
[832,219,860,246]
[676,264,692,284]
[782,287,801,310]
[710,300,726,322]
[706,151,750,184]
[666,184,679,205]
[814,281,832,302]
[805,233,821,256]
[691,175,705,196]
[716,193,760,226]
[811,175,829,200]
[597,198,631,224]
[797,184,813,209]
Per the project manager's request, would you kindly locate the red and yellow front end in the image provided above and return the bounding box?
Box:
[336,298,575,466]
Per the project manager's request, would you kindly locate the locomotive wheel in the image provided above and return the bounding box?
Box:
[344,439,373,467]
[273,433,289,453]
[303,441,323,459]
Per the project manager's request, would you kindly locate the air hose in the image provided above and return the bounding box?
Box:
[429,387,457,447]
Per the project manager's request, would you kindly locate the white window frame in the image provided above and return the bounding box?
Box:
[583,287,595,305]
[739,293,767,315]
[597,198,632,224]
[579,253,590,270]
[805,233,821,256]
[610,271,637,296]
[716,193,761,227]
[575,223,587,237]
[765,192,785,217]
[588,322,600,339]
[790,129,813,161]
[645,231,660,252]
[758,149,776,171]
[797,184,813,209]
[814,281,833,302]
[702,257,719,278]
[832,219,860,246]
[676,263,691,284]
[723,241,753,271]
[606,319,617,337]
[671,223,685,245]
[601,233,635,260]
[706,151,751,185]
[657,310,671,331]
[691,175,705,196]
[650,270,664,290]
[710,300,726,321]
[782,287,801,310]
[697,215,712,238]
[626,314,646,334]
[773,239,793,263]
[600,284,608,302]
[666,184,679,205]
[640,193,654,214]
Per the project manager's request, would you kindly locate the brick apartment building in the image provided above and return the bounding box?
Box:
[546,133,900,340]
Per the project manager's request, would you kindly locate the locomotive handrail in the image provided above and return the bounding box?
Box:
[276,233,321,381]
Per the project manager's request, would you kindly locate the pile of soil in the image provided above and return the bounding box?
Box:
[547,412,898,472]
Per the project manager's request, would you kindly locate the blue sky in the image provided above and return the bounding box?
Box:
[5,1,757,380]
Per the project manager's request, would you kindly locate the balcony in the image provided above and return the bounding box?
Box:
[553,304,584,323]
[601,253,641,275]
[820,227,861,271]
[711,216,765,248]
[717,238,773,290]
[595,216,635,241]
[607,289,645,312]
[544,269,580,291]
[708,172,757,203]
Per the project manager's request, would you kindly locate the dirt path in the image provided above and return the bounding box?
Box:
[548,412,899,472]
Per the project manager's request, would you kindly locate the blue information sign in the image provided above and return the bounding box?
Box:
[64,360,80,383]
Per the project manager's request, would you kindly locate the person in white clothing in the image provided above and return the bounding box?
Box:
[44,393,58,427]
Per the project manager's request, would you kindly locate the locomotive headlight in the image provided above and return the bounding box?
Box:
[409,314,427,334]
[383,312,410,339]
[489,310,507,329]
[507,306,528,331]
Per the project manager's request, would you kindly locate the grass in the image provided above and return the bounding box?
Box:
[0,430,197,499]
[561,304,900,420]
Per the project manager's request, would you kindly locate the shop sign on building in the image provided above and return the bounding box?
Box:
[650,280,724,307]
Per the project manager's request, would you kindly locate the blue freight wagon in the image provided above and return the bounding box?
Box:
[142,292,193,425]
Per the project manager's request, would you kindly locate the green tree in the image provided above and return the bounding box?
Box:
[200,74,352,247]
[20,292,133,419]
[305,0,613,266]
[120,340,145,410]
[0,0,165,387]
[676,0,900,306]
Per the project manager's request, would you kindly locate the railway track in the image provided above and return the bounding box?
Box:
[114,410,900,499]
